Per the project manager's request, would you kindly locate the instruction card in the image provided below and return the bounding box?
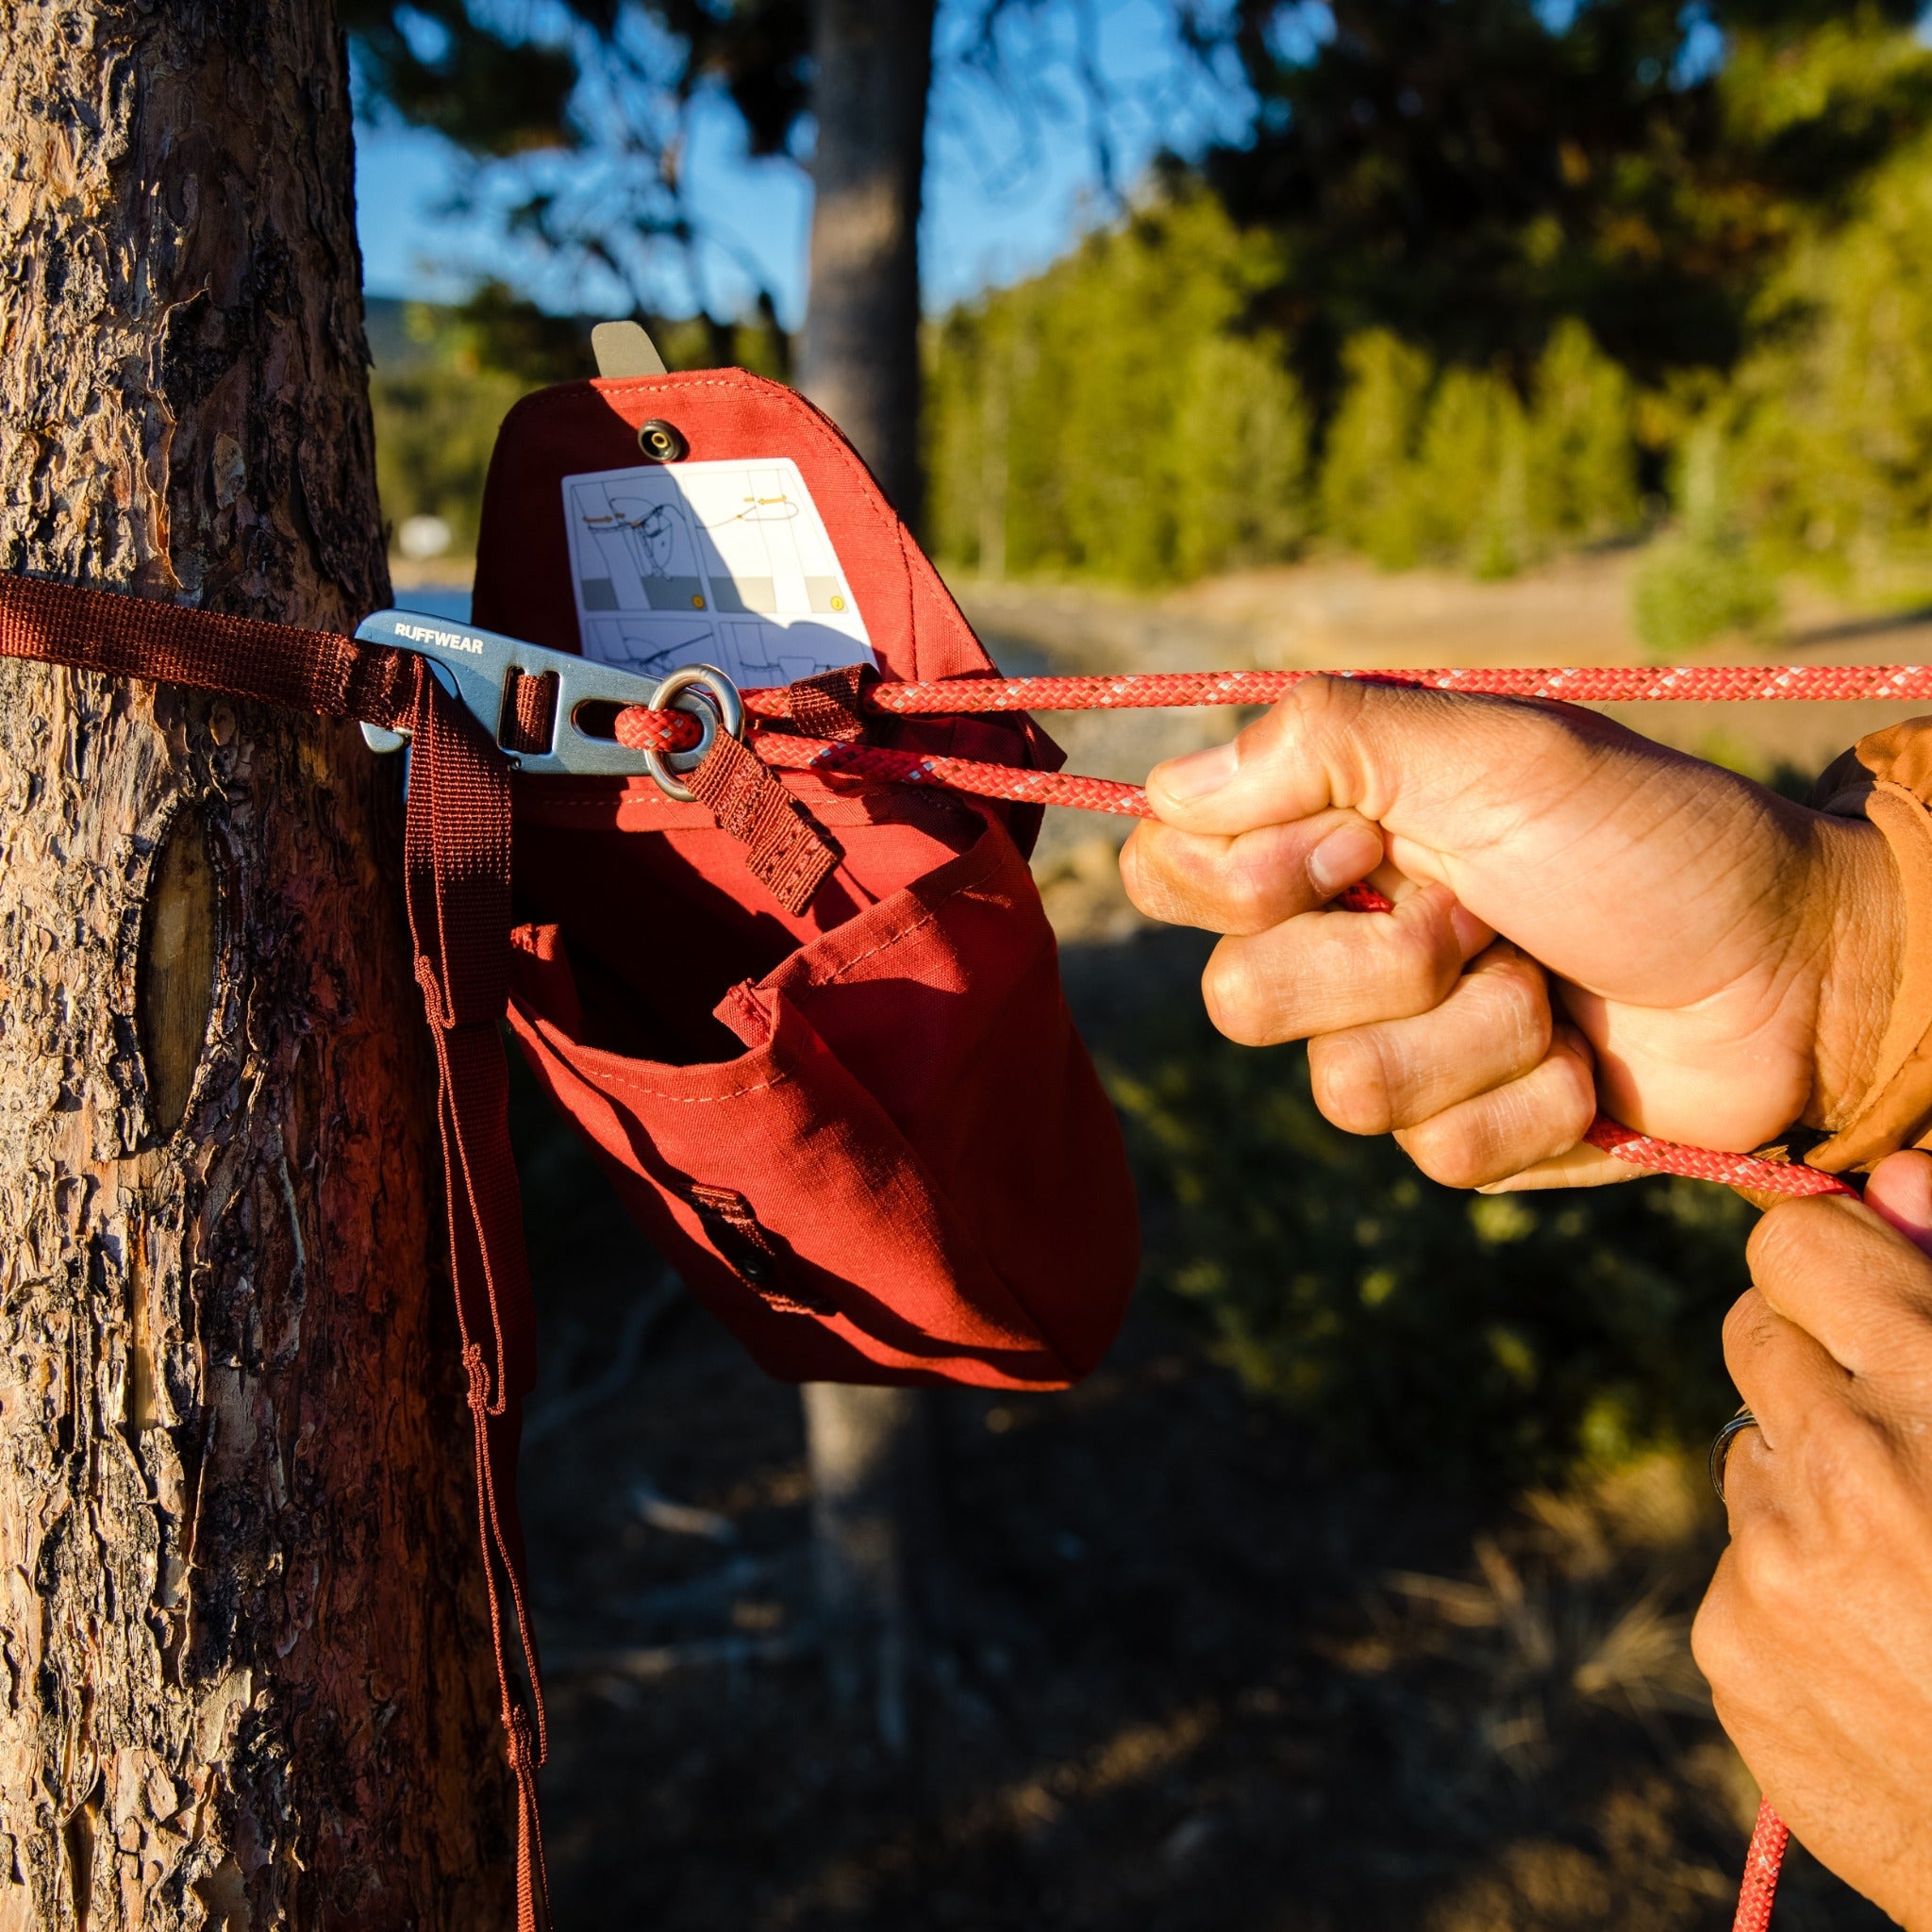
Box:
[561,457,878,690]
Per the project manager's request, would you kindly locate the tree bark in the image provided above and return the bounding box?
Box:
[797,0,943,1756]
[0,7,509,1927]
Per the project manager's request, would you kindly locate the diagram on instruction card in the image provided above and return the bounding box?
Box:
[561,457,877,689]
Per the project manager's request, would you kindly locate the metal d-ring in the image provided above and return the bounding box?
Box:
[642,664,744,802]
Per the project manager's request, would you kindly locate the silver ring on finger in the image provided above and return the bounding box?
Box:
[1709,1407,1760,1504]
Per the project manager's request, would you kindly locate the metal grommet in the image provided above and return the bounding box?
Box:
[637,418,688,462]
[1709,1407,1760,1504]
[643,664,743,802]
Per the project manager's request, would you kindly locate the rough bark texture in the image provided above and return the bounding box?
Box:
[796,0,936,530]
[797,0,944,1754]
[0,7,510,1926]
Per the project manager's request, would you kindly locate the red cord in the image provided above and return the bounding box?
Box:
[623,658,1840,1923]
[1734,1800,1790,1932]
[618,659,1932,753]
[753,660,1932,713]
[1582,1120,1854,1197]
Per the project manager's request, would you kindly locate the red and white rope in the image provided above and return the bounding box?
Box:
[1582,1120,1851,1198]
[750,730,1155,815]
[624,658,1860,1921]
[619,661,1932,754]
[748,661,1932,714]
[618,675,1869,1209]
[619,661,1932,826]
[1732,1800,1791,1932]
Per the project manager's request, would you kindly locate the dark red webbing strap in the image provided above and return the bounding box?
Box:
[0,575,550,1931]
[399,675,551,1932]
[0,571,419,730]
[784,662,874,741]
[683,729,842,914]
[502,670,559,757]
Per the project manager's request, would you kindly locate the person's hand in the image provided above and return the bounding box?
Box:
[1692,1151,1932,1928]
[1120,678,1903,1188]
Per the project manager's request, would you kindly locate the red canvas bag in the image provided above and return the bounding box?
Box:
[473,366,1140,1388]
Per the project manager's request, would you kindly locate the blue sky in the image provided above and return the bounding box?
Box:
[355,0,1255,326]
[353,2,1932,325]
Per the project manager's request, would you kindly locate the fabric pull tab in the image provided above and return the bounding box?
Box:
[785,662,875,742]
[590,319,667,378]
[687,1182,835,1315]
[686,730,841,915]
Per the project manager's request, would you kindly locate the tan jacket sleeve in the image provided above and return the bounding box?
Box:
[1807,717,1932,1173]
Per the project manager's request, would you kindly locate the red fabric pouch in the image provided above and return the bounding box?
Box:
[472,368,1137,1389]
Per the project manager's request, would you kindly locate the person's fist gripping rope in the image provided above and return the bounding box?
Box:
[1124,676,1932,1925]
[1694,1151,1932,1927]
[1121,676,1904,1191]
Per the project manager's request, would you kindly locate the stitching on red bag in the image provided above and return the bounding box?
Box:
[584,1068,792,1105]
[809,896,961,987]
[519,1008,795,1105]
[805,842,1022,991]
[513,792,927,826]
[895,520,925,678]
[686,1092,1070,1372]
[517,815,1019,1013]
[520,996,1077,1379]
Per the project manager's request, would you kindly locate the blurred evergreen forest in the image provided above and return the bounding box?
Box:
[920,4,1932,649]
[368,287,788,557]
[369,5,1932,653]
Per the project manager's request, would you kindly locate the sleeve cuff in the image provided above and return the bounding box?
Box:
[1807,722,1932,1173]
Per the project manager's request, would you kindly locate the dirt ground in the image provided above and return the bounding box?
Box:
[483,552,1921,1927]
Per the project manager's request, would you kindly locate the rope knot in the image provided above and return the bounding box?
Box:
[413,952,457,1029]
[461,1342,491,1413]
[505,1706,540,1774]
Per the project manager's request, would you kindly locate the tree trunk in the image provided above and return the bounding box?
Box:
[797,0,943,1755]
[0,7,508,1927]
[797,0,936,532]
[799,1384,941,1757]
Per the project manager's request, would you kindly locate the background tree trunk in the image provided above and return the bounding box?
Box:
[796,0,944,1756]
[0,6,508,1926]
[797,0,936,531]
[799,1384,941,1757]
